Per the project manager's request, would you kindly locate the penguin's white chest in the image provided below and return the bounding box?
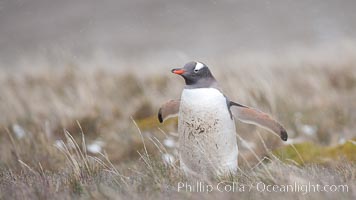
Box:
[178,88,238,177]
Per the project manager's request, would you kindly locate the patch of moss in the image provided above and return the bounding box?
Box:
[273,140,356,165]
[135,115,177,131]
[326,141,356,161]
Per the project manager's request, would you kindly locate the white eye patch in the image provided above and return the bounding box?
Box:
[194,62,204,71]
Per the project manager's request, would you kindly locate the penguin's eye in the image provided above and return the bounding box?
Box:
[194,62,204,73]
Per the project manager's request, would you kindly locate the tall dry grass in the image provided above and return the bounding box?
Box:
[0,45,355,199]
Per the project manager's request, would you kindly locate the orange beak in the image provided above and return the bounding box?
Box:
[171,68,185,75]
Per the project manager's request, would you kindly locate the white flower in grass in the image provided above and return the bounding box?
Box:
[54,140,65,149]
[163,137,176,148]
[12,124,26,139]
[87,140,105,154]
[300,124,317,136]
[162,153,175,165]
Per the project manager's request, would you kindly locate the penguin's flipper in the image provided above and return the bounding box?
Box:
[229,101,288,141]
[158,100,180,123]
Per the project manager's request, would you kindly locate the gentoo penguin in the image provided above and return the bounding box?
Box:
[158,61,287,178]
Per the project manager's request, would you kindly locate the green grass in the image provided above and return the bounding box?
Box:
[273,141,356,165]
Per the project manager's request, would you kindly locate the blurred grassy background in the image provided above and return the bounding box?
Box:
[0,50,355,198]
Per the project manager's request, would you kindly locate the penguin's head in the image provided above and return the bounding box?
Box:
[171,61,216,87]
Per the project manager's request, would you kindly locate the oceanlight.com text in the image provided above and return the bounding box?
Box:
[177,181,349,194]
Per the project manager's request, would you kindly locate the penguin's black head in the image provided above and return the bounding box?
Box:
[171,61,216,87]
